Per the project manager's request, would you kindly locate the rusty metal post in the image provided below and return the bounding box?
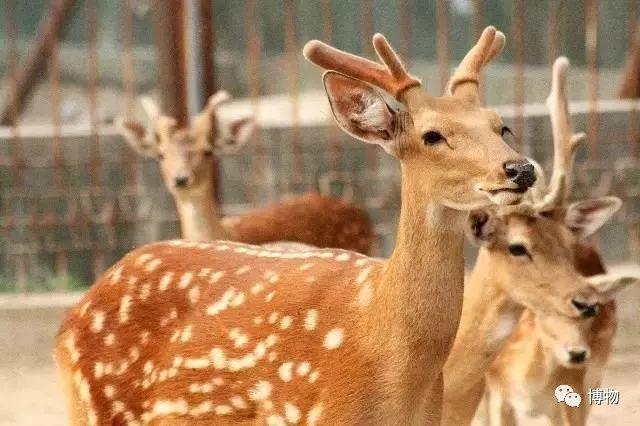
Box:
[152,0,189,126]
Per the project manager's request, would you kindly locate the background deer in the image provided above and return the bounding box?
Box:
[440,57,626,426]
[119,92,374,254]
[55,27,537,425]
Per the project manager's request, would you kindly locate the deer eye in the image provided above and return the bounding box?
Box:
[203,150,213,157]
[508,243,529,257]
[500,126,513,137]
[422,130,445,145]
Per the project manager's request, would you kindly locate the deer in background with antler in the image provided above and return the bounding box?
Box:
[55,27,537,425]
[119,92,374,253]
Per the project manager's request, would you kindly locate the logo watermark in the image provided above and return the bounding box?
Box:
[555,385,621,408]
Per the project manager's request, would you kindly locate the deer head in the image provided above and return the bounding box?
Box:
[466,58,622,319]
[304,26,536,210]
[531,274,639,368]
[118,91,254,196]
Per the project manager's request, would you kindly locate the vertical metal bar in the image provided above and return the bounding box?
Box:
[199,0,216,99]
[284,0,302,190]
[512,0,525,151]
[548,0,561,64]
[186,0,204,117]
[436,0,450,93]
[398,0,412,67]
[48,24,68,287]
[121,0,136,184]
[152,0,189,126]
[4,0,26,291]
[361,0,378,176]
[585,0,599,160]
[245,0,264,204]
[321,0,340,174]
[86,0,104,277]
[625,0,639,259]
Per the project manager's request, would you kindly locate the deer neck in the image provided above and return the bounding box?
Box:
[372,166,467,384]
[174,187,231,241]
[444,249,524,392]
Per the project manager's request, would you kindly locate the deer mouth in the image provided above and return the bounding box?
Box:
[488,186,528,195]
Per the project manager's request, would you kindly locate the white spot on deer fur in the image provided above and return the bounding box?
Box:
[279,362,294,382]
[140,331,150,345]
[285,402,301,424]
[143,360,154,375]
[229,328,249,348]
[112,400,125,415]
[336,253,350,262]
[197,267,212,277]
[215,405,233,415]
[304,309,318,331]
[251,282,264,295]
[213,377,225,386]
[216,244,230,251]
[324,328,344,350]
[248,380,272,401]
[230,291,246,307]
[253,316,264,325]
[263,400,274,411]
[135,253,153,266]
[158,272,173,291]
[267,414,287,426]
[129,347,140,362]
[265,291,276,302]
[180,325,193,342]
[307,403,323,425]
[110,265,124,284]
[189,401,213,416]
[209,270,226,283]
[144,258,162,272]
[172,357,184,368]
[80,301,91,317]
[299,262,314,271]
[297,361,311,376]
[356,266,373,285]
[178,272,194,289]
[268,352,278,362]
[91,311,105,333]
[207,288,236,315]
[268,312,280,324]
[309,370,320,383]
[183,357,210,369]
[210,347,227,369]
[94,362,105,378]
[305,276,317,283]
[115,360,129,375]
[151,399,188,417]
[119,295,132,324]
[103,385,116,399]
[355,258,368,267]
[104,333,115,346]
[189,383,213,393]
[357,283,373,307]
[230,395,248,409]
[280,315,293,329]
[64,333,81,363]
[236,265,251,275]
[188,286,200,304]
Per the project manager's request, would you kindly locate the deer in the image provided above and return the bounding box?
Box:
[54,27,538,425]
[439,57,632,426]
[119,91,374,254]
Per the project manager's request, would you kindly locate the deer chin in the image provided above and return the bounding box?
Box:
[479,186,527,206]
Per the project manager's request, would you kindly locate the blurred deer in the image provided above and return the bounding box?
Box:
[119,92,374,254]
[440,57,628,425]
[55,27,537,425]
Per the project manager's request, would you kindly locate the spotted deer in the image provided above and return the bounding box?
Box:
[119,92,374,254]
[439,57,629,426]
[55,27,537,425]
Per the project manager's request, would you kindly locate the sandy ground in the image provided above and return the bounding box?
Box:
[1,265,639,425]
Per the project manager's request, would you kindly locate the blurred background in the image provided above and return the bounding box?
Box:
[1,0,639,424]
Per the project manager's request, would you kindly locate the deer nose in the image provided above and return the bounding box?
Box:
[568,348,589,364]
[571,299,599,318]
[503,160,536,190]
[174,176,190,188]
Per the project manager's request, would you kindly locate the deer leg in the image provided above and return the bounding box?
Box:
[54,338,89,426]
[487,388,516,426]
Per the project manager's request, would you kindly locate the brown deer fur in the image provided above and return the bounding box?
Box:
[55,27,537,425]
[120,93,374,254]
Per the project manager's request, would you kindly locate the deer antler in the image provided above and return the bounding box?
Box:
[303,34,421,100]
[448,26,505,103]
[138,96,177,135]
[534,57,585,211]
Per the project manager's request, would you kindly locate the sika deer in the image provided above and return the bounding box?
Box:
[440,57,623,426]
[120,92,373,254]
[55,27,535,425]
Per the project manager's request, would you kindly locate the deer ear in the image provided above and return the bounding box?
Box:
[118,119,158,158]
[214,116,255,155]
[565,197,622,239]
[588,274,640,303]
[466,209,498,247]
[323,71,397,154]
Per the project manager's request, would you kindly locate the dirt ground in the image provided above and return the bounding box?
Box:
[1,265,639,425]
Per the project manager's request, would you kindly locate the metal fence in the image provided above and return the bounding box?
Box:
[1,0,639,292]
